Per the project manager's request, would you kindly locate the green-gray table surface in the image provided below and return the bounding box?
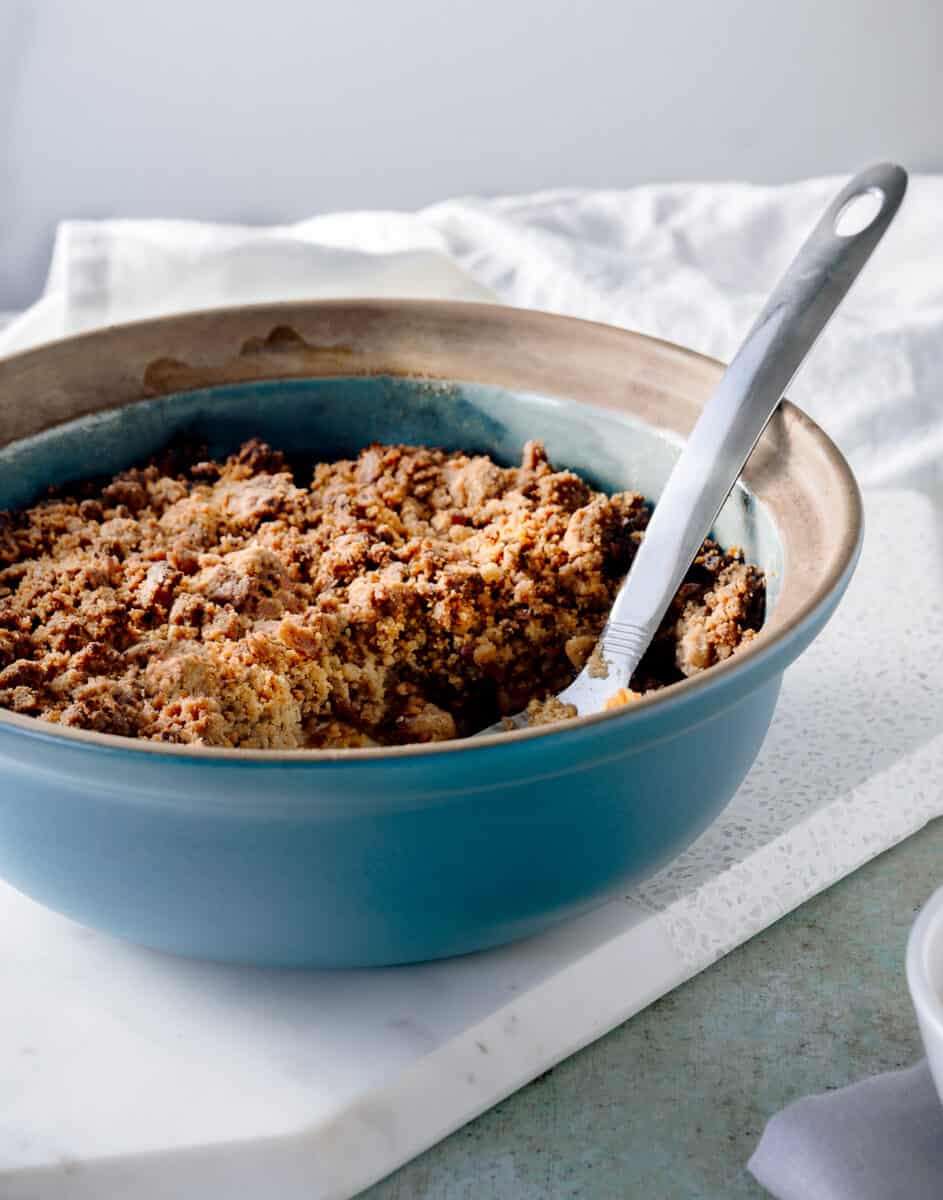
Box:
[364,818,941,1199]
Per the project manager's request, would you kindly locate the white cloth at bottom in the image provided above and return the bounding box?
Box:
[748,1063,943,1199]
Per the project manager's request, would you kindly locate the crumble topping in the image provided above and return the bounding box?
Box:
[0,437,765,747]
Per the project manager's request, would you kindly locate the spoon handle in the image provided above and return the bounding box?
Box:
[600,162,908,671]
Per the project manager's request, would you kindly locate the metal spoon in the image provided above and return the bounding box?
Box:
[482,162,907,735]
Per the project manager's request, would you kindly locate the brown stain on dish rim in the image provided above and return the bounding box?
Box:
[143,325,382,397]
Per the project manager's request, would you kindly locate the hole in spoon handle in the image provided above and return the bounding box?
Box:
[834,187,886,237]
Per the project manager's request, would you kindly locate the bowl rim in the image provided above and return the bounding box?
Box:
[0,299,864,763]
[907,885,943,1048]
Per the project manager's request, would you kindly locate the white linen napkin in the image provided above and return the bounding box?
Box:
[0,213,496,355]
[749,1063,943,1199]
[2,175,942,491]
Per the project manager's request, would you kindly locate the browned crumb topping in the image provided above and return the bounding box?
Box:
[525,695,579,727]
[0,437,765,748]
[604,687,642,710]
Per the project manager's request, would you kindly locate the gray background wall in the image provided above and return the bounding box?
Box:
[1,0,941,310]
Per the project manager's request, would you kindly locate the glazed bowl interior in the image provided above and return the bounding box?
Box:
[0,300,860,759]
[0,374,785,618]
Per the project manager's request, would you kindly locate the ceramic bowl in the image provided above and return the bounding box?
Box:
[0,301,862,966]
[907,886,943,1105]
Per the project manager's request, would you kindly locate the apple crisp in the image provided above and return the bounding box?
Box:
[0,438,764,748]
